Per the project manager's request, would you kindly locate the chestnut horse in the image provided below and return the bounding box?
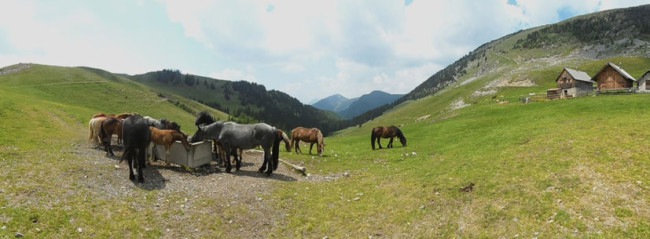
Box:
[88,116,107,146]
[99,117,123,156]
[149,126,191,160]
[90,112,133,146]
[290,127,324,156]
[371,126,407,150]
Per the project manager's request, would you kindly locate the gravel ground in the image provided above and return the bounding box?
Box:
[77,140,313,238]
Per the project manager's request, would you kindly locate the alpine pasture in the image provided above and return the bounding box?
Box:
[2,57,650,238]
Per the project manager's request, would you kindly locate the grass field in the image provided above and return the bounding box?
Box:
[2,62,650,238]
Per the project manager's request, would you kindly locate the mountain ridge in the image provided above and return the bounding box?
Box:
[312,91,403,119]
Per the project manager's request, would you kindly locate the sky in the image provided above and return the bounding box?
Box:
[1,0,649,103]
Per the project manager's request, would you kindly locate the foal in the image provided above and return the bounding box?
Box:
[149,126,191,161]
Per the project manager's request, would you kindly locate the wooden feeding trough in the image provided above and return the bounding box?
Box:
[151,140,212,168]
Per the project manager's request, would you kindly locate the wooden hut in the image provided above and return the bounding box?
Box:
[592,62,636,92]
[637,70,650,92]
[555,68,593,97]
[546,88,561,100]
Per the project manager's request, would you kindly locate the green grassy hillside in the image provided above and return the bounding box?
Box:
[1,5,649,237]
[277,57,650,237]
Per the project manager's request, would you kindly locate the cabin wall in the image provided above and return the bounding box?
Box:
[556,70,576,89]
[575,80,594,96]
[638,74,650,92]
[596,66,633,90]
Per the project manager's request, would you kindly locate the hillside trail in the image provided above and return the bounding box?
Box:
[75,139,313,238]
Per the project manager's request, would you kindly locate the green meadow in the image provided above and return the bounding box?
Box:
[1,61,650,237]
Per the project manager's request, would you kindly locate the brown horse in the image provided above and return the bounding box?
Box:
[149,126,191,161]
[290,127,324,156]
[371,126,407,150]
[99,117,123,156]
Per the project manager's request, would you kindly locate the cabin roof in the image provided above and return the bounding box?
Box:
[639,70,650,80]
[591,62,636,82]
[558,68,592,83]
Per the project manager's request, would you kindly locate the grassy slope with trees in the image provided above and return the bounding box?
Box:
[128,71,345,135]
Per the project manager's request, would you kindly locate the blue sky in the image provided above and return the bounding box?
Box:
[1,0,648,103]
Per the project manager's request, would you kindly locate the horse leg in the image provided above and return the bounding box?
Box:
[233,148,241,171]
[258,149,268,173]
[259,147,272,176]
[137,148,145,183]
[126,149,135,181]
[377,138,383,149]
[224,148,232,173]
[295,140,302,154]
[388,137,394,148]
[309,143,315,154]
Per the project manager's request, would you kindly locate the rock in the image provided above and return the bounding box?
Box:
[15,232,24,238]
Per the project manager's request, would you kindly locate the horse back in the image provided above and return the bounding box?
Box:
[123,115,151,148]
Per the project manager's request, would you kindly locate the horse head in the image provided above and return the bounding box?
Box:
[195,111,215,127]
[189,126,206,143]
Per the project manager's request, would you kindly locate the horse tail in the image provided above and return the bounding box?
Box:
[88,119,94,142]
[99,119,108,143]
[370,129,374,149]
[272,129,281,170]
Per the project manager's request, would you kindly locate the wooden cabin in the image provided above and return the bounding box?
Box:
[555,68,593,97]
[592,62,636,92]
[637,70,650,92]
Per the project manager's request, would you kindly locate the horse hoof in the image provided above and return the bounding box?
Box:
[265,171,272,176]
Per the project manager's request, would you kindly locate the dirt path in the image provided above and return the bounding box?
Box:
[77,142,309,238]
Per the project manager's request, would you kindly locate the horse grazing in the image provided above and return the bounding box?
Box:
[290,127,324,156]
[190,121,282,175]
[371,126,407,150]
[121,114,151,183]
[99,117,123,156]
[88,116,108,146]
[149,126,191,160]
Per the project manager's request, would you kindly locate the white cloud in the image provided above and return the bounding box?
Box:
[2,0,648,103]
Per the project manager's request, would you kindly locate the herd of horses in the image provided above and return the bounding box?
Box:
[89,111,406,183]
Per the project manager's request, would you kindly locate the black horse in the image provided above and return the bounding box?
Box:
[121,114,151,183]
[371,125,407,150]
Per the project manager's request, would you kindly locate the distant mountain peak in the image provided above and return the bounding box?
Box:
[312,90,403,119]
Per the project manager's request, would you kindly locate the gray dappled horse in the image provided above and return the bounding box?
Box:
[190,121,282,175]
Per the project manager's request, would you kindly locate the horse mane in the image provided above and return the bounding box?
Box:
[316,129,324,147]
[195,111,215,126]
